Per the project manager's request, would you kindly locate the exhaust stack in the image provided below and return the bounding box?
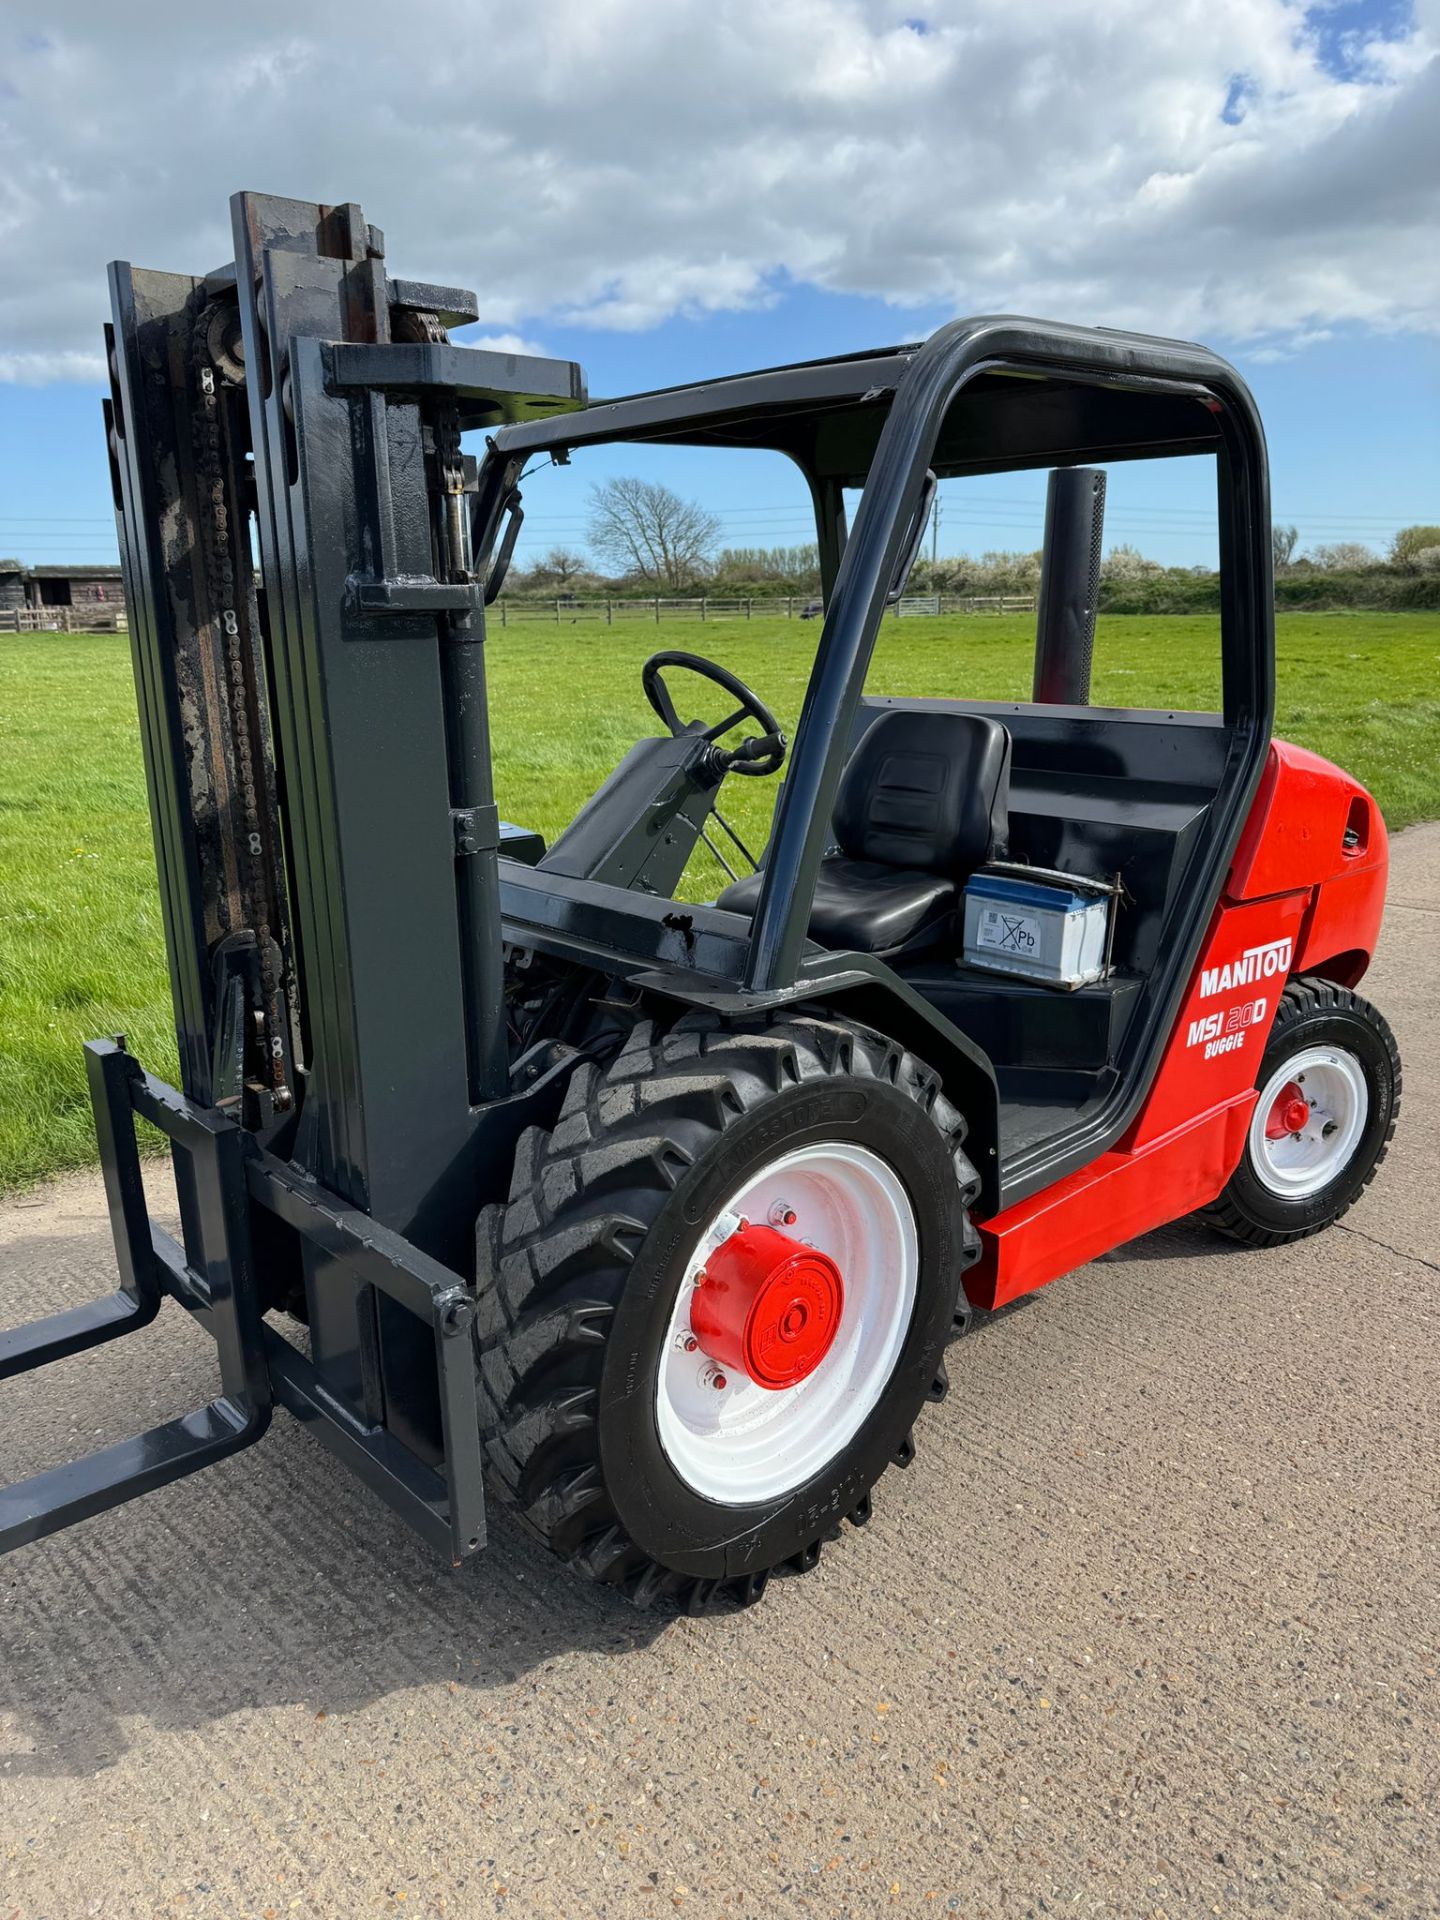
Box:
[1033,467,1106,705]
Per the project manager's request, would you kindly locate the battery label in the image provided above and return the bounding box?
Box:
[977,906,1041,955]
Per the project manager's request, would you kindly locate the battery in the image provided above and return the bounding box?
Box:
[961,866,1115,989]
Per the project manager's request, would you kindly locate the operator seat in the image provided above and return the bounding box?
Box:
[717,708,1011,953]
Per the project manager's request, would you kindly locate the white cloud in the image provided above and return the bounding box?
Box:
[0,349,108,384]
[466,334,550,358]
[0,0,1436,383]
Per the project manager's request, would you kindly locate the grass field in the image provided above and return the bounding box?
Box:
[2,611,1437,1191]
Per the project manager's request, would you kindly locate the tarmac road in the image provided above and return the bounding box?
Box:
[1,826,1436,1920]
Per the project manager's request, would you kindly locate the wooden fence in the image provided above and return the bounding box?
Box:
[0,607,128,633]
[1,595,1036,634]
[895,594,1037,617]
[492,593,1036,626]
[494,596,809,625]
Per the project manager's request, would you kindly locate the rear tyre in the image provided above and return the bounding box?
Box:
[474,1011,980,1611]
[1200,977,1400,1249]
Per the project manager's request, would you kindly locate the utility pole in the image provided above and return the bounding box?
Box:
[930,491,941,567]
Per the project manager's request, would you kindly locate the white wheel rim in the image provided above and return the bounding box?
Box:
[655,1142,919,1504]
[1250,1044,1368,1200]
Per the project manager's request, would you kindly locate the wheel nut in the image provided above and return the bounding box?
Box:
[701,1362,728,1391]
[676,1331,698,1353]
[769,1200,798,1228]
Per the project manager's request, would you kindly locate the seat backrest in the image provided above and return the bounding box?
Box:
[833,709,1011,876]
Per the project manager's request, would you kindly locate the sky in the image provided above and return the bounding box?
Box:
[1,0,1436,574]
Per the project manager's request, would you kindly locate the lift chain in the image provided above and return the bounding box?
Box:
[190,295,293,1114]
[394,308,473,591]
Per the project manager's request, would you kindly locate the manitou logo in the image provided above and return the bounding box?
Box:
[1200,937,1291,1000]
[1187,995,1269,1059]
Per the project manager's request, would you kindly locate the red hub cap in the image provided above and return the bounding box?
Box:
[1264,1080,1311,1139]
[690,1222,844,1391]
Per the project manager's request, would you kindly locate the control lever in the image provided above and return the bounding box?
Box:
[483,488,525,605]
[886,468,937,604]
[707,729,787,779]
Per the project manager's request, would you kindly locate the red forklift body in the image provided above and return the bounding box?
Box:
[970,741,1388,1307]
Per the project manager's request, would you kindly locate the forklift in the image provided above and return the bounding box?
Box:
[0,192,1401,1611]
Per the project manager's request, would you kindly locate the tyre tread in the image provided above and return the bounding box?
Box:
[1200,976,1401,1248]
[475,1011,979,1611]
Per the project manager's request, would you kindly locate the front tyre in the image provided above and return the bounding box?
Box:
[474,1012,980,1611]
[1200,978,1400,1248]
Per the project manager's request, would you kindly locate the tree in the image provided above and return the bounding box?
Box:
[976,549,1043,589]
[710,544,821,594]
[1307,541,1378,571]
[1390,525,1440,568]
[712,543,819,585]
[587,477,719,590]
[1101,543,1162,582]
[1272,523,1299,571]
[525,546,590,589]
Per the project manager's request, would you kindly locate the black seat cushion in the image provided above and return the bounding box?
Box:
[717,709,1011,954]
[717,859,957,952]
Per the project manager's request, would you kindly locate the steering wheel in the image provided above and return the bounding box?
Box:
[641,650,786,777]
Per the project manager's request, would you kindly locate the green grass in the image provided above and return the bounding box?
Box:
[3,612,1437,1191]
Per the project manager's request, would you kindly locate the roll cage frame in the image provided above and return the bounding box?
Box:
[484,316,1275,1210]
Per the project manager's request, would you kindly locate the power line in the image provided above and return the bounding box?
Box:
[1,501,1427,530]
[0,490,1428,525]
[489,499,1424,530]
